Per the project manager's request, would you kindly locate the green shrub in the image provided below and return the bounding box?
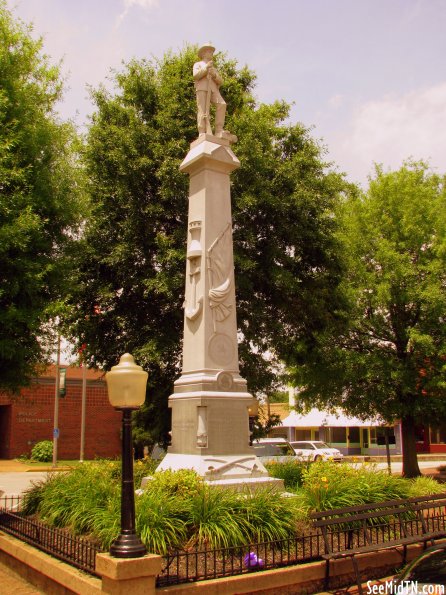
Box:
[22,474,58,515]
[24,458,441,555]
[409,476,445,497]
[182,485,246,549]
[31,440,53,462]
[133,457,159,487]
[300,460,411,511]
[136,490,188,554]
[264,459,311,490]
[22,461,121,535]
[235,487,308,542]
[143,468,203,498]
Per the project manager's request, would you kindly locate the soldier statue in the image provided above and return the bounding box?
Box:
[193,44,235,141]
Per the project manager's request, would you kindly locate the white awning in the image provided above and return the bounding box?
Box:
[280,409,326,427]
[281,408,380,428]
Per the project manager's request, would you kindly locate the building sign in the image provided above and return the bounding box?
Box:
[17,412,51,424]
[59,367,67,398]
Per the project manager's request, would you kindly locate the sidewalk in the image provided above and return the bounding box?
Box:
[0,460,36,473]
[0,459,74,473]
[0,460,74,498]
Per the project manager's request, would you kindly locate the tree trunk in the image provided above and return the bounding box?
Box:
[401,414,421,478]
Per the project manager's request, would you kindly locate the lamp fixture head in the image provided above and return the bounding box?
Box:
[105,353,148,409]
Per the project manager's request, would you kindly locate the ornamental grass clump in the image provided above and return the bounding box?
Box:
[136,470,246,550]
[264,459,311,490]
[22,461,121,535]
[182,484,247,549]
[235,487,308,543]
[301,460,411,511]
[143,468,204,498]
[141,472,307,550]
[21,474,58,516]
[136,490,188,555]
[132,469,204,553]
[23,459,442,556]
[408,475,443,497]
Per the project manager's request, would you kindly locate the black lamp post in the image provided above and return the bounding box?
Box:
[105,353,148,558]
[248,400,259,446]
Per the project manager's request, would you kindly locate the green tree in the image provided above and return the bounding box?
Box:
[66,46,347,446]
[292,162,446,477]
[268,390,290,403]
[250,413,283,441]
[0,2,84,391]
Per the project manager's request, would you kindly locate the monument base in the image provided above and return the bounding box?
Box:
[150,388,283,491]
[204,476,284,491]
[148,453,283,491]
[156,452,266,477]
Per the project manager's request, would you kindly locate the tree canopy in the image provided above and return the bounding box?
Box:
[0,2,85,391]
[65,46,348,447]
[292,161,446,476]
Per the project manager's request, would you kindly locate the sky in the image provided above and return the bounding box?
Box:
[5,0,446,186]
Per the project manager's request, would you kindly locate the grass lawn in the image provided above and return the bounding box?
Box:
[16,458,97,468]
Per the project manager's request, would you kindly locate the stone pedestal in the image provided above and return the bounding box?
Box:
[157,134,275,487]
[96,553,162,595]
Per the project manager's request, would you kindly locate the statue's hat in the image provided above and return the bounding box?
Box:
[198,43,215,59]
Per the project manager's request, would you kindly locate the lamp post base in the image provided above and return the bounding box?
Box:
[110,531,147,558]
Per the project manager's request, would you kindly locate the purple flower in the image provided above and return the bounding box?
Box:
[244,552,264,569]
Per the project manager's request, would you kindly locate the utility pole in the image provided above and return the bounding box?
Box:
[80,359,87,462]
[52,332,61,468]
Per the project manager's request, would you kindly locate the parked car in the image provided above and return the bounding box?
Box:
[252,438,297,463]
[392,544,446,593]
[289,440,344,462]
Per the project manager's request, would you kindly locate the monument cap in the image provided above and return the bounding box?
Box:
[198,43,215,59]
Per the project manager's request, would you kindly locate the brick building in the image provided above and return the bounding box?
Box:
[0,365,121,460]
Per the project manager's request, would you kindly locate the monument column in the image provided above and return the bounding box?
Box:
[157,134,271,485]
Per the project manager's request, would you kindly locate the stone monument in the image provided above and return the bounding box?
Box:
[157,45,276,488]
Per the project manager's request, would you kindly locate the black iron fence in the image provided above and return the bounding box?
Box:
[156,532,324,587]
[156,503,446,587]
[0,494,23,512]
[0,510,103,576]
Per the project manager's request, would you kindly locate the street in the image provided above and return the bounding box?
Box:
[367,460,446,474]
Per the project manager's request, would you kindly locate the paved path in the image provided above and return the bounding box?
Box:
[0,460,74,497]
[368,460,445,472]
[0,471,50,497]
